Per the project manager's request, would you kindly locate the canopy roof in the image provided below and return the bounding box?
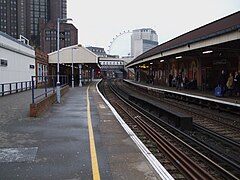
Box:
[127,11,240,67]
[48,44,99,64]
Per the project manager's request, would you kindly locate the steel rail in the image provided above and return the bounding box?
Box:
[117,102,215,179]
[107,80,239,179]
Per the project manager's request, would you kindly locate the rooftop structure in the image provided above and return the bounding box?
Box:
[86,46,107,57]
[131,28,158,58]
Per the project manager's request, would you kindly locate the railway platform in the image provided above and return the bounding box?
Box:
[124,79,240,111]
[0,80,170,179]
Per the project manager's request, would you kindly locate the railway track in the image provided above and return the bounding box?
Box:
[99,79,240,179]
[118,80,240,174]
[162,97,240,143]
[118,80,240,166]
[121,80,240,139]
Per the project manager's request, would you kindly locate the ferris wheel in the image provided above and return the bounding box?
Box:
[107,30,132,57]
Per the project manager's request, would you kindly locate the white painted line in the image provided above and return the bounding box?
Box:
[0,147,38,163]
[96,81,174,180]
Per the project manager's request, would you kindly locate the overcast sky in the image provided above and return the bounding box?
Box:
[67,0,240,52]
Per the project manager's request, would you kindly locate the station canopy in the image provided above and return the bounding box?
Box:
[48,44,99,66]
[127,11,240,68]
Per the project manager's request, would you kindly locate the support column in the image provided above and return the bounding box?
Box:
[92,69,94,81]
[83,70,85,84]
[71,48,74,88]
[79,64,82,87]
[138,69,141,82]
[88,69,90,82]
[72,65,74,88]
[238,56,240,70]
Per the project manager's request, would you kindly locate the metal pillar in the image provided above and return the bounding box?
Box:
[71,48,74,88]
[56,18,60,103]
[79,64,82,87]
[92,69,94,81]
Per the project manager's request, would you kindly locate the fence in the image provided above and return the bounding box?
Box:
[31,75,68,104]
[0,81,32,96]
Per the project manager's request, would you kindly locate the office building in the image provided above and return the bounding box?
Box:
[131,28,158,58]
[86,46,107,57]
[0,0,18,38]
[0,0,77,53]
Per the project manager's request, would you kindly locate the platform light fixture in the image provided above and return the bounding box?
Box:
[150,62,153,65]
[139,65,149,69]
[175,56,182,59]
[202,50,213,54]
[160,60,164,63]
[57,17,73,103]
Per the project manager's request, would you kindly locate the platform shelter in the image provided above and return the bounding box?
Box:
[127,11,240,90]
[48,44,100,87]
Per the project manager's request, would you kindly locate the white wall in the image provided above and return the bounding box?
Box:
[131,28,158,58]
[0,33,35,84]
[131,39,143,58]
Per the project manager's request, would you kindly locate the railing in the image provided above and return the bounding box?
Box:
[31,75,68,104]
[0,81,32,96]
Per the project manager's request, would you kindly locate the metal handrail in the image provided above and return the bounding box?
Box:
[31,75,69,104]
[0,81,32,96]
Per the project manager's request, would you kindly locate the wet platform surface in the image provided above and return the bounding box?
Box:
[0,81,161,179]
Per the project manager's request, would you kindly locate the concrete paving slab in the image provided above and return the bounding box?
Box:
[0,147,38,163]
[0,82,163,179]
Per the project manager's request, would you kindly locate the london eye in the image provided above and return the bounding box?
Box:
[107,30,132,57]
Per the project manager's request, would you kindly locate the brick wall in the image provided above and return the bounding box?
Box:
[30,85,69,117]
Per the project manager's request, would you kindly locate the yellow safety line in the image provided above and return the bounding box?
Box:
[87,85,101,180]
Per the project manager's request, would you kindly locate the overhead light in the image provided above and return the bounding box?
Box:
[202,50,213,54]
[139,65,149,69]
[160,60,164,62]
[175,56,182,59]
[150,62,153,65]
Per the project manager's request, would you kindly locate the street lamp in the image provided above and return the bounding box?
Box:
[57,17,73,103]
[71,47,78,88]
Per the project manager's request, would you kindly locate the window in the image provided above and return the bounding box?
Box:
[30,65,35,69]
[38,63,43,82]
[38,64,48,79]
[0,59,7,67]
[43,65,48,76]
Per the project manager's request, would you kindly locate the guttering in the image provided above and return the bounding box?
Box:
[0,42,35,58]
[0,31,34,50]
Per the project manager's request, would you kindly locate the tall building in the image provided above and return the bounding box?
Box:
[0,0,18,38]
[0,0,77,53]
[131,28,158,58]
